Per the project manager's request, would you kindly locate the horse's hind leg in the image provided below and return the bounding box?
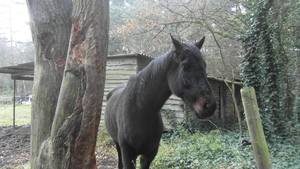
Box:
[115,142,123,169]
[140,145,159,169]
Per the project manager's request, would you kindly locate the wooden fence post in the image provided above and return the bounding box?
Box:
[240,87,271,169]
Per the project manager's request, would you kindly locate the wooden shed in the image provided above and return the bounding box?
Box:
[101,54,243,129]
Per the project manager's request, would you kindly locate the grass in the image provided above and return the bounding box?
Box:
[97,125,300,168]
[0,104,31,126]
[1,104,299,169]
[13,162,31,169]
[97,125,118,158]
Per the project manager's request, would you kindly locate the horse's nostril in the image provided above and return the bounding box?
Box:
[204,103,209,109]
[203,101,216,112]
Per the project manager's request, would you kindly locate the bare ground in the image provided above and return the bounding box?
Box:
[0,125,117,169]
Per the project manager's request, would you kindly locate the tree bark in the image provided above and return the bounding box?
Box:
[27,0,109,168]
[296,51,300,122]
[231,79,243,136]
[50,0,109,168]
[26,0,72,168]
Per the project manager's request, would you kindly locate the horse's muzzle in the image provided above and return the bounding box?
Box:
[193,97,216,119]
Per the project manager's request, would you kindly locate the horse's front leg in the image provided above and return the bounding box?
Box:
[140,145,159,169]
[114,142,123,169]
[120,144,137,169]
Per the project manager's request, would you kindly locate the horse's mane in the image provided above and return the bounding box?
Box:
[127,51,174,94]
[141,51,174,77]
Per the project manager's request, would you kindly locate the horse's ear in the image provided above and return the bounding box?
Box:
[170,34,182,51]
[195,36,205,49]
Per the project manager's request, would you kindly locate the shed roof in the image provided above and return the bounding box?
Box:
[0,61,34,81]
[0,54,151,81]
[108,53,151,59]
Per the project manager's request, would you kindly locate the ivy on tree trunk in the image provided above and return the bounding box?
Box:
[240,0,286,135]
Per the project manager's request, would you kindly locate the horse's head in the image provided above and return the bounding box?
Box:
[168,35,216,119]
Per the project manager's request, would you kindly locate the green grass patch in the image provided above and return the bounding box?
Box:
[151,126,300,169]
[0,104,31,126]
[11,162,31,169]
[96,124,300,168]
[97,125,118,158]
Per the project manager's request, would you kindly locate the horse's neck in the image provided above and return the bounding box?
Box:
[130,53,174,111]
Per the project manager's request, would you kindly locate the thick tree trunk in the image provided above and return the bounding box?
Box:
[27,0,109,168]
[26,0,72,168]
[241,0,274,109]
[49,0,109,168]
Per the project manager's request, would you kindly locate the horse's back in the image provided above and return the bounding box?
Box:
[106,83,126,101]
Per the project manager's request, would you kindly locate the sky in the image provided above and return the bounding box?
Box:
[0,0,32,43]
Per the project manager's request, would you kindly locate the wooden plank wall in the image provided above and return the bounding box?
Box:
[137,55,153,72]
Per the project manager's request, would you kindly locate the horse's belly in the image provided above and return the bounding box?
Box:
[123,122,164,154]
[104,98,120,142]
[105,116,118,141]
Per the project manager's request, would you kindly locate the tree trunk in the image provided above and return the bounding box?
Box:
[240,0,274,109]
[27,0,109,168]
[231,80,243,136]
[295,45,300,122]
[50,0,109,168]
[26,0,72,167]
[260,0,282,132]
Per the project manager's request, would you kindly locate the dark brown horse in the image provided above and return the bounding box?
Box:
[105,35,216,169]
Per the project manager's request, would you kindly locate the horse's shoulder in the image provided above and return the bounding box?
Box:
[107,83,126,101]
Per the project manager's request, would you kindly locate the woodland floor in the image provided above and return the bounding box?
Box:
[0,125,118,169]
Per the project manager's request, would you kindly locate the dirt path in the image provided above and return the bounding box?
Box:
[0,125,117,169]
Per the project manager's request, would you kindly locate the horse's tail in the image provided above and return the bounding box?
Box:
[106,83,126,101]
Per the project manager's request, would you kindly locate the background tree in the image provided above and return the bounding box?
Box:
[109,0,242,78]
[239,0,277,134]
[109,0,300,136]
[0,0,35,96]
[0,37,12,93]
[26,0,109,168]
[240,0,300,136]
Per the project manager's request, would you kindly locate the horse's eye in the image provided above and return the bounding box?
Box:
[182,64,191,72]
